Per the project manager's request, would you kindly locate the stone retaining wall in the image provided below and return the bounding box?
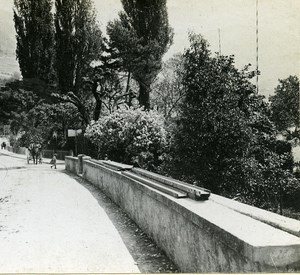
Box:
[65,156,300,273]
[65,156,78,174]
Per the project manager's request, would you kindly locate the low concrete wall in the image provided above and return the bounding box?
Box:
[65,157,300,273]
[65,156,78,174]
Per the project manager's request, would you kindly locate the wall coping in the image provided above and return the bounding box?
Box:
[65,156,78,161]
[210,193,300,237]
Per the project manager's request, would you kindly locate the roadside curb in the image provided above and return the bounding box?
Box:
[0,166,26,171]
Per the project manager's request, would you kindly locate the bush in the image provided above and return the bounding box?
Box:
[85,108,168,171]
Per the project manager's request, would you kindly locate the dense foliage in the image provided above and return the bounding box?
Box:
[269,75,299,132]
[14,0,54,82]
[152,54,184,120]
[85,108,168,171]
[107,0,173,110]
[54,0,103,125]
[167,34,299,210]
[12,0,105,127]
[0,79,82,149]
[55,0,102,95]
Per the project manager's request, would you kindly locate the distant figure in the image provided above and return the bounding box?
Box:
[1,142,6,149]
[38,150,43,164]
[28,142,41,165]
[50,153,57,169]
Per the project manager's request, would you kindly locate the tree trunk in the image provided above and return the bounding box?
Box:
[78,103,90,126]
[92,79,102,121]
[125,71,131,95]
[138,81,150,111]
[279,185,283,215]
[93,98,102,121]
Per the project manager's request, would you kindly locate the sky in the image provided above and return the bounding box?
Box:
[0,0,299,98]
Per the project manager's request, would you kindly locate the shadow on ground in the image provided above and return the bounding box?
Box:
[63,170,179,273]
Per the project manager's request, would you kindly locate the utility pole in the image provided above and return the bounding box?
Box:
[299,80,300,133]
[256,0,259,93]
[75,130,78,156]
[218,28,222,55]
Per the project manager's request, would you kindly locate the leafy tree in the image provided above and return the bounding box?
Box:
[152,53,184,120]
[107,0,173,110]
[269,75,299,133]
[85,108,168,171]
[13,0,54,82]
[18,102,83,149]
[84,44,135,121]
[18,128,45,148]
[169,33,298,211]
[0,81,40,134]
[0,79,82,149]
[54,0,103,124]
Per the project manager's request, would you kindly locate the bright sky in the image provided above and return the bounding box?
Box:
[0,0,299,97]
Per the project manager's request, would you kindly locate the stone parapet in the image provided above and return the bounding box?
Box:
[65,156,300,272]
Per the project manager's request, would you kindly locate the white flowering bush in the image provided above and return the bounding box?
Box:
[85,108,168,171]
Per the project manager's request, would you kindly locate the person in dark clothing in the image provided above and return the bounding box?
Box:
[50,153,57,169]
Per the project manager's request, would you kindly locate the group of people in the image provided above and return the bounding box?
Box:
[1,142,6,149]
[27,142,57,168]
[1,140,57,168]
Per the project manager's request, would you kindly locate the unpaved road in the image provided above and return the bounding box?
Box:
[0,154,177,273]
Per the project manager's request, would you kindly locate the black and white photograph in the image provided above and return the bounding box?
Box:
[0,0,299,273]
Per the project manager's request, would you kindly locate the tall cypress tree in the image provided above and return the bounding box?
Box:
[54,0,102,95]
[107,0,173,110]
[54,0,102,125]
[14,0,54,83]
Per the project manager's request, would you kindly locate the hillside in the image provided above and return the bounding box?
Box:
[0,9,19,78]
[0,9,15,55]
[0,55,20,80]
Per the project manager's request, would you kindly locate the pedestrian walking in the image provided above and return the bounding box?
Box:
[50,153,57,169]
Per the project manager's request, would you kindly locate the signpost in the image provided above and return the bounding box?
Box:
[53,131,58,152]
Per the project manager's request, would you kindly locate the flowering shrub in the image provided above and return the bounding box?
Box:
[85,108,168,171]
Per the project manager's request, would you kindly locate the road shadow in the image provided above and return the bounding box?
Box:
[62,170,179,273]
